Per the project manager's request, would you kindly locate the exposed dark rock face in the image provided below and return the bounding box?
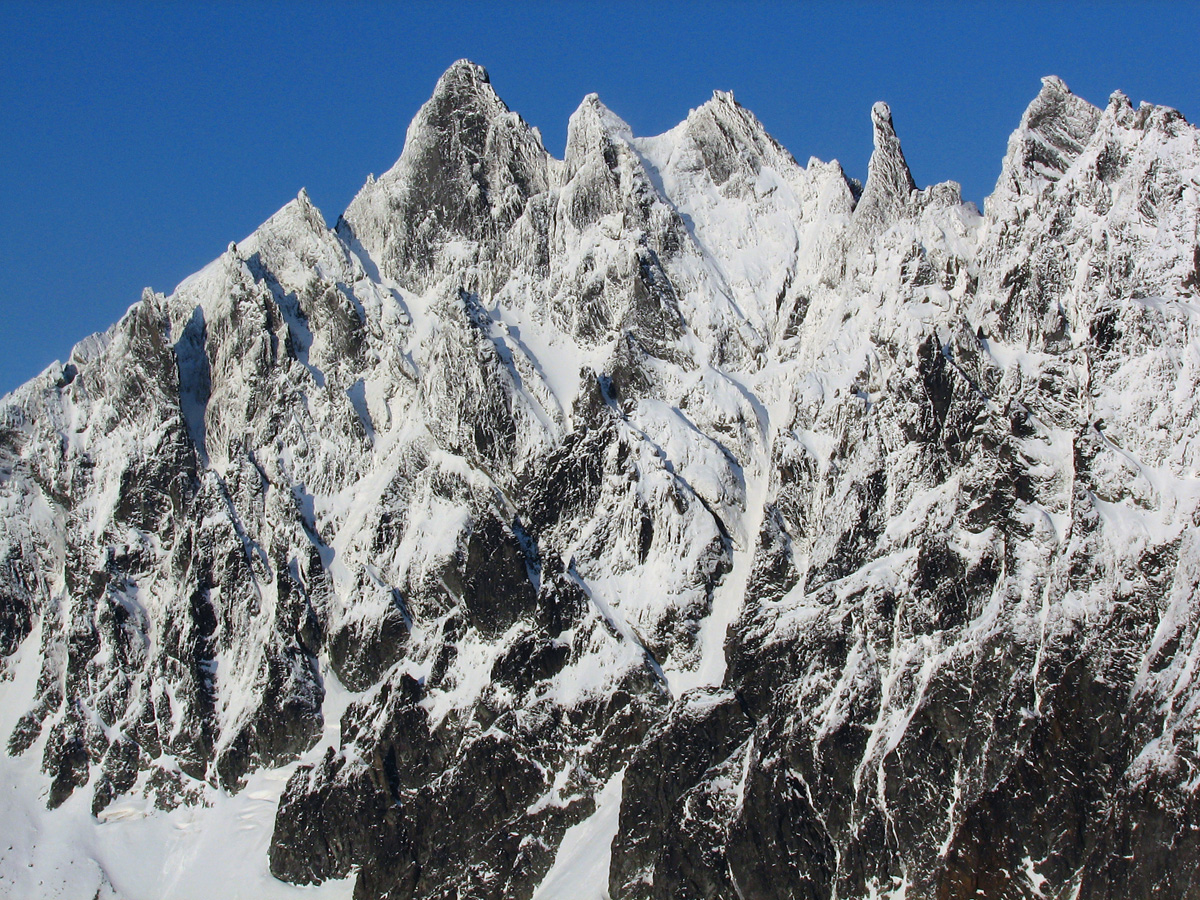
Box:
[1,62,1198,900]
[610,690,754,899]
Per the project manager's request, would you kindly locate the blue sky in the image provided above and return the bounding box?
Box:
[2,1,1198,395]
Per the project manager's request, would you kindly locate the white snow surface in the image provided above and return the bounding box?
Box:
[531,769,625,900]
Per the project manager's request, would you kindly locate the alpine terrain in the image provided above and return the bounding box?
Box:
[1,61,1199,900]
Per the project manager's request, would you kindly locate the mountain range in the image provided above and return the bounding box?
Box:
[1,60,1198,900]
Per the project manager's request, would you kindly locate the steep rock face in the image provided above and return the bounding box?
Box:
[1,63,1198,900]
[340,60,551,296]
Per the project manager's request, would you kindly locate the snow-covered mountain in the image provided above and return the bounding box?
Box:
[2,60,1199,900]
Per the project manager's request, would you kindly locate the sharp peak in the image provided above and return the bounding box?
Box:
[1020,73,1101,126]
[870,101,900,145]
[435,59,491,90]
[242,189,318,231]
[570,93,633,136]
[684,89,782,147]
[421,59,506,115]
[398,58,536,153]
[1040,74,1071,95]
[690,89,747,121]
[578,92,610,111]
[275,186,323,220]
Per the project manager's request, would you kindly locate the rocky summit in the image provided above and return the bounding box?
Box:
[1,61,1199,900]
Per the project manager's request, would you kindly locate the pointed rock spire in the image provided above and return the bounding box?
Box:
[559,93,674,237]
[563,93,634,179]
[852,101,917,238]
[867,102,917,198]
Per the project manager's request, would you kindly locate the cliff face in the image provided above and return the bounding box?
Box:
[1,62,1198,900]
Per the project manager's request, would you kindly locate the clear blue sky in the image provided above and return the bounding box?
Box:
[3,1,1198,395]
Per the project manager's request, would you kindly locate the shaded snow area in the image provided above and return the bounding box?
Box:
[2,61,1200,899]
